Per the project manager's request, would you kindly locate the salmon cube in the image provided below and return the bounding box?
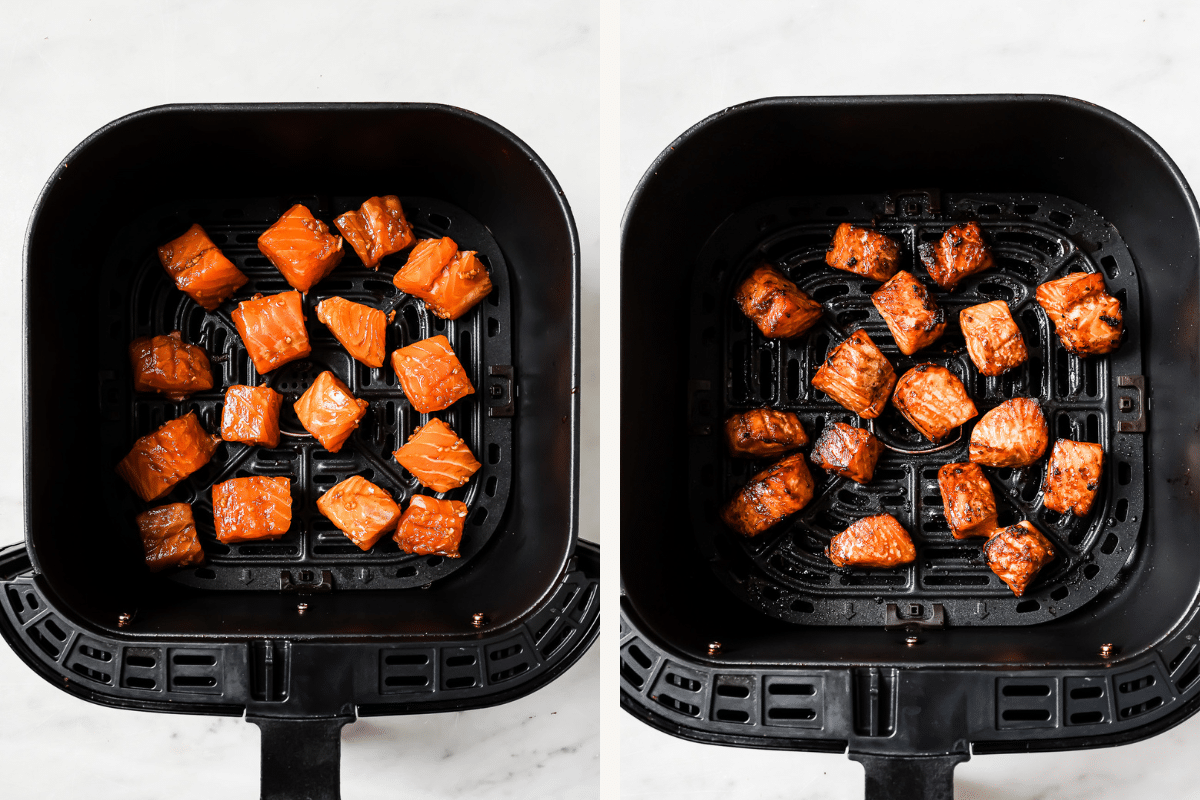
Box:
[826,223,901,281]
[734,264,823,339]
[136,503,205,572]
[811,330,897,419]
[1042,439,1105,516]
[827,514,916,569]
[1035,272,1123,356]
[392,237,458,296]
[212,476,292,544]
[232,291,312,374]
[393,417,481,492]
[316,475,402,551]
[871,271,946,355]
[969,398,1049,468]
[116,411,220,502]
[293,371,368,453]
[129,331,213,401]
[937,462,998,539]
[724,408,808,458]
[393,495,468,557]
[892,364,978,442]
[984,521,1056,596]
[316,296,388,368]
[425,250,494,320]
[810,422,882,484]
[334,195,414,269]
[959,300,1028,376]
[258,204,344,293]
[720,452,814,537]
[390,335,474,414]
[221,385,283,447]
[919,221,994,290]
[157,224,249,311]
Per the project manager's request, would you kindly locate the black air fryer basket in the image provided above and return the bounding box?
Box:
[620,95,1199,799]
[1,103,597,800]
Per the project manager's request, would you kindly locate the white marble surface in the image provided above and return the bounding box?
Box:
[0,2,601,798]
[621,1,1200,797]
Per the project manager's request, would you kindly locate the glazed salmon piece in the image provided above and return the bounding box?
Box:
[391,335,474,414]
[871,271,947,355]
[117,411,220,502]
[969,398,1049,468]
[316,475,402,551]
[1042,439,1105,516]
[984,521,1056,596]
[720,452,814,537]
[157,224,249,311]
[826,223,902,281]
[960,300,1028,377]
[212,476,292,544]
[258,204,344,293]
[136,503,205,572]
[232,291,312,374]
[392,237,458,296]
[724,408,808,458]
[221,385,283,447]
[734,264,823,339]
[892,364,978,442]
[811,330,897,419]
[937,462,998,539]
[810,422,883,484]
[1035,272,1123,356]
[920,222,994,291]
[394,495,468,557]
[294,371,369,453]
[827,514,916,569]
[393,417,481,492]
[334,195,414,269]
[316,296,388,369]
[425,250,493,320]
[129,331,213,401]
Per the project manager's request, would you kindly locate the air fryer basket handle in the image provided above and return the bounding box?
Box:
[250,716,353,800]
[848,752,968,800]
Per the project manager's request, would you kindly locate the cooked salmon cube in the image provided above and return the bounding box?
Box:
[316,296,388,368]
[919,221,994,290]
[425,250,494,320]
[394,495,468,557]
[294,371,368,453]
[871,271,946,355]
[393,417,481,492]
[258,204,344,293]
[390,335,474,414]
[1035,272,1123,356]
[719,452,814,538]
[136,503,204,572]
[1042,439,1105,516]
[334,195,414,269]
[969,398,1049,467]
[129,331,214,401]
[116,411,220,502]
[212,476,292,543]
[733,264,823,339]
[811,329,896,419]
[984,521,1055,596]
[892,365,978,442]
[221,385,283,447]
[725,408,808,458]
[810,422,882,484]
[392,237,459,296]
[959,300,1028,376]
[232,291,312,374]
[316,475,402,551]
[937,462,998,539]
[827,514,916,568]
[825,223,901,281]
[157,224,249,311]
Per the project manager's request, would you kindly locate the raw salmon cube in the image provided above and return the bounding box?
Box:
[424,250,493,320]
[221,385,283,447]
[960,300,1028,376]
[984,521,1055,596]
[392,237,458,296]
[117,411,220,502]
[317,475,402,551]
[810,422,882,484]
[969,398,1049,468]
[129,331,213,401]
[720,452,814,537]
[136,503,205,572]
[157,224,249,311]
[334,195,414,269]
[811,329,897,419]
[393,417,481,492]
[316,296,388,368]
[734,264,823,339]
[232,291,312,374]
[937,462,998,539]
[258,204,344,293]
[871,271,946,355]
[212,476,292,544]
[826,223,902,281]
[724,408,808,458]
[1042,439,1105,516]
[919,222,994,290]
[892,364,978,442]
[390,335,474,414]
[393,495,468,557]
[827,514,916,568]
[294,371,368,453]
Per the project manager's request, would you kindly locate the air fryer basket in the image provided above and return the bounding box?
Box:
[621,96,1199,800]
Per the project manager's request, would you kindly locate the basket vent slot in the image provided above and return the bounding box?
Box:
[1115,665,1168,720]
[63,636,115,686]
[121,647,163,691]
[379,648,435,694]
[996,678,1057,729]
[167,648,223,694]
[440,647,482,691]
[649,661,705,719]
[763,674,823,729]
[486,637,533,684]
[1064,677,1108,726]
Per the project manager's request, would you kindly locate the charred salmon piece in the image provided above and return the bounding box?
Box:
[232,290,312,374]
[725,408,808,458]
[334,195,414,269]
[719,452,814,538]
[959,300,1028,376]
[136,503,204,572]
[316,296,388,369]
[393,237,458,296]
[938,462,998,539]
[810,422,882,484]
[316,475,402,551]
[1035,272,1123,356]
[825,223,902,281]
[221,385,283,448]
[394,495,468,557]
[871,271,947,355]
[969,398,1049,468]
[117,411,220,503]
[892,365,978,442]
[390,335,474,414]
[157,224,249,311]
[733,264,823,339]
[827,514,916,568]
[425,250,493,320]
[212,476,292,544]
[919,221,994,291]
[984,521,1055,596]
[811,330,897,419]
[393,417,481,492]
[130,331,214,401]
[294,371,369,453]
[258,204,344,293]
[1042,439,1105,516]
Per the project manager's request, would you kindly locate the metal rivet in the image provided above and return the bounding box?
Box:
[905,635,919,647]
[297,603,308,615]
[1100,643,1114,658]
[118,613,132,628]
[472,612,486,628]
[707,641,722,656]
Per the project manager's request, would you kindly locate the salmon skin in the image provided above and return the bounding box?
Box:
[334,195,414,269]
[129,331,213,401]
[393,417,481,492]
[919,221,994,290]
[316,296,388,368]
[826,223,901,281]
[136,503,205,572]
[394,495,467,557]
[294,370,368,453]
[969,398,1048,468]
[258,204,344,293]
[827,514,916,568]
[157,224,249,311]
[392,237,457,296]
[937,462,998,539]
[392,237,492,320]
[117,411,220,502]
[212,476,292,544]
[733,264,823,339]
[391,335,474,414]
[221,385,283,447]
[317,475,402,551]
[232,291,312,374]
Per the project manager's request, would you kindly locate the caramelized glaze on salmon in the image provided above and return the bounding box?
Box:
[212,476,292,544]
[392,237,458,296]
[393,495,467,557]
[129,331,213,401]
[938,462,998,539]
[826,223,902,281]
[221,385,283,447]
[157,224,249,311]
[334,195,414,269]
[258,204,344,293]
[810,423,883,484]
[920,222,994,290]
[232,291,312,374]
[316,296,388,368]
[811,330,897,419]
[720,453,814,537]
[136,503,205,572]
[827,514,916,568]
[724,408,808,458]
[317,475,402,551]
[733,264,824,339]
[117,411,220,502]
[425,250,493,320]
[969,398,1049,468]
[892,364,978,442]
[1042,439,1105,516]
[294,371,369,453]
[871,271,947,355]
[390,335,474,414]
[960,300,1028,376]
[984,521,1055,596]
[393,417,481,492]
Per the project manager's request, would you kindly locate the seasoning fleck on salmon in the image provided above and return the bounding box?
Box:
[157,224,248,311]
[827,514,916,569]
[258,204,344,293]
[733,264,823,339]
[232,290,312,374]
[393,417,481,492]
[316,296,387,369]
[129,331,213,401]
[334,195,414,269]
[136,503,204,572]
[117,411,220,502]
[920,221,994,291]
[212,476,292,544]
[391,335,474,414]
[720,452,814,537]
[826,223,902,281]
[394,495,468,557]
[294,371,368,453]
[316,475,402,551]
[392,237,492,320]
[811,329,897,419]
[221,385,283,448]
